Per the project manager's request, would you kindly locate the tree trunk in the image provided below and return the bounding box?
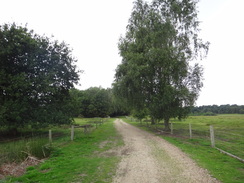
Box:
[164,118,170,132]
[151,117,156,125]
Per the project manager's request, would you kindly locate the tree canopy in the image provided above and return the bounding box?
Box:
[192,105,244,115]
[113,0,209,130]
[0,23,80,129]
[79,87,112,118]
[69,87,129,118]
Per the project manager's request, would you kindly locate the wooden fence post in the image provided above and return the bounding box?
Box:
[49,130,52,143]
[210,125,215,148]
[189,123,192,139]
[171,123,173,134]
[71,125,74,141]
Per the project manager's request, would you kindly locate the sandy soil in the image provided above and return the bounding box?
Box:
[112,119,220,183]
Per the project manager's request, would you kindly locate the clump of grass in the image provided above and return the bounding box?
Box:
[0,137,52,165]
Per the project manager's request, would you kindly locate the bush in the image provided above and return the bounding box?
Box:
[203,112,217,116]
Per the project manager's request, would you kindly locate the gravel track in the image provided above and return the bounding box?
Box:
[112,119,220,183]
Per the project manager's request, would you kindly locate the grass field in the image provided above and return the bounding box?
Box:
[2,118,123,183]
[124,114,244,183]
[173,115,244,159]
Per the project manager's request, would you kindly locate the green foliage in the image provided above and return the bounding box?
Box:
[203,112,217,116]
[70,87,111,118]
[70,87,129,118]
[113,0,209,130]
[0,23,80,129]
[131,108,149,121]
[69,88,85,117]
[83,87,112,117]
[109,88,130,117]
[192,104,244,115]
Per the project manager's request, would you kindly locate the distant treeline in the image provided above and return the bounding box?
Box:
[191,105,244,115]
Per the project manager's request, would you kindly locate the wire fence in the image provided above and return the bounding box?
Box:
[0,120,105,166]
[133,119,244,162]
[214,128,244,161]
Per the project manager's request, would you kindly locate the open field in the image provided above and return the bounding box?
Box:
[124,114,244,183]
[171,114,244,159]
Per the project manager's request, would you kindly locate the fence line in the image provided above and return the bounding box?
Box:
[0,120,106,165]
[136,120,244,163]
[183,123,243,162]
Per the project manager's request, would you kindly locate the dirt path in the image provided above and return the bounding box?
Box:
[112,119,220,183]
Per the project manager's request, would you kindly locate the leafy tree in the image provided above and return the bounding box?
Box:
[113,0,209,131]
[109,88,130,117]
[69,88,85,117]
[69,87,129,118]
[191,104,244,115]
[79,87,112,118]
[0,23,79,130]
[131,108,149,123]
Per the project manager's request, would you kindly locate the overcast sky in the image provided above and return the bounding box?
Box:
[1,0,243,106]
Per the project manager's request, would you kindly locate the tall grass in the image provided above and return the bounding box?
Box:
[0,135,51,165]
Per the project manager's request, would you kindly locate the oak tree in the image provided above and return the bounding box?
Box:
[0,23,80,130]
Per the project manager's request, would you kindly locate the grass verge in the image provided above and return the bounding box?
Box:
[4,118,123,183]
[123,117,244,183]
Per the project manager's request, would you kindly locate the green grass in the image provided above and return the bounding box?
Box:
[73,117,95,125]
[123,115,244,183]
[0,135,51,165]
[0,118,100,166]
[162,136,244,183]
[4,118,123,183]
[174,115,244,159]
[181,114,244,131]
[134,115,244,159]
